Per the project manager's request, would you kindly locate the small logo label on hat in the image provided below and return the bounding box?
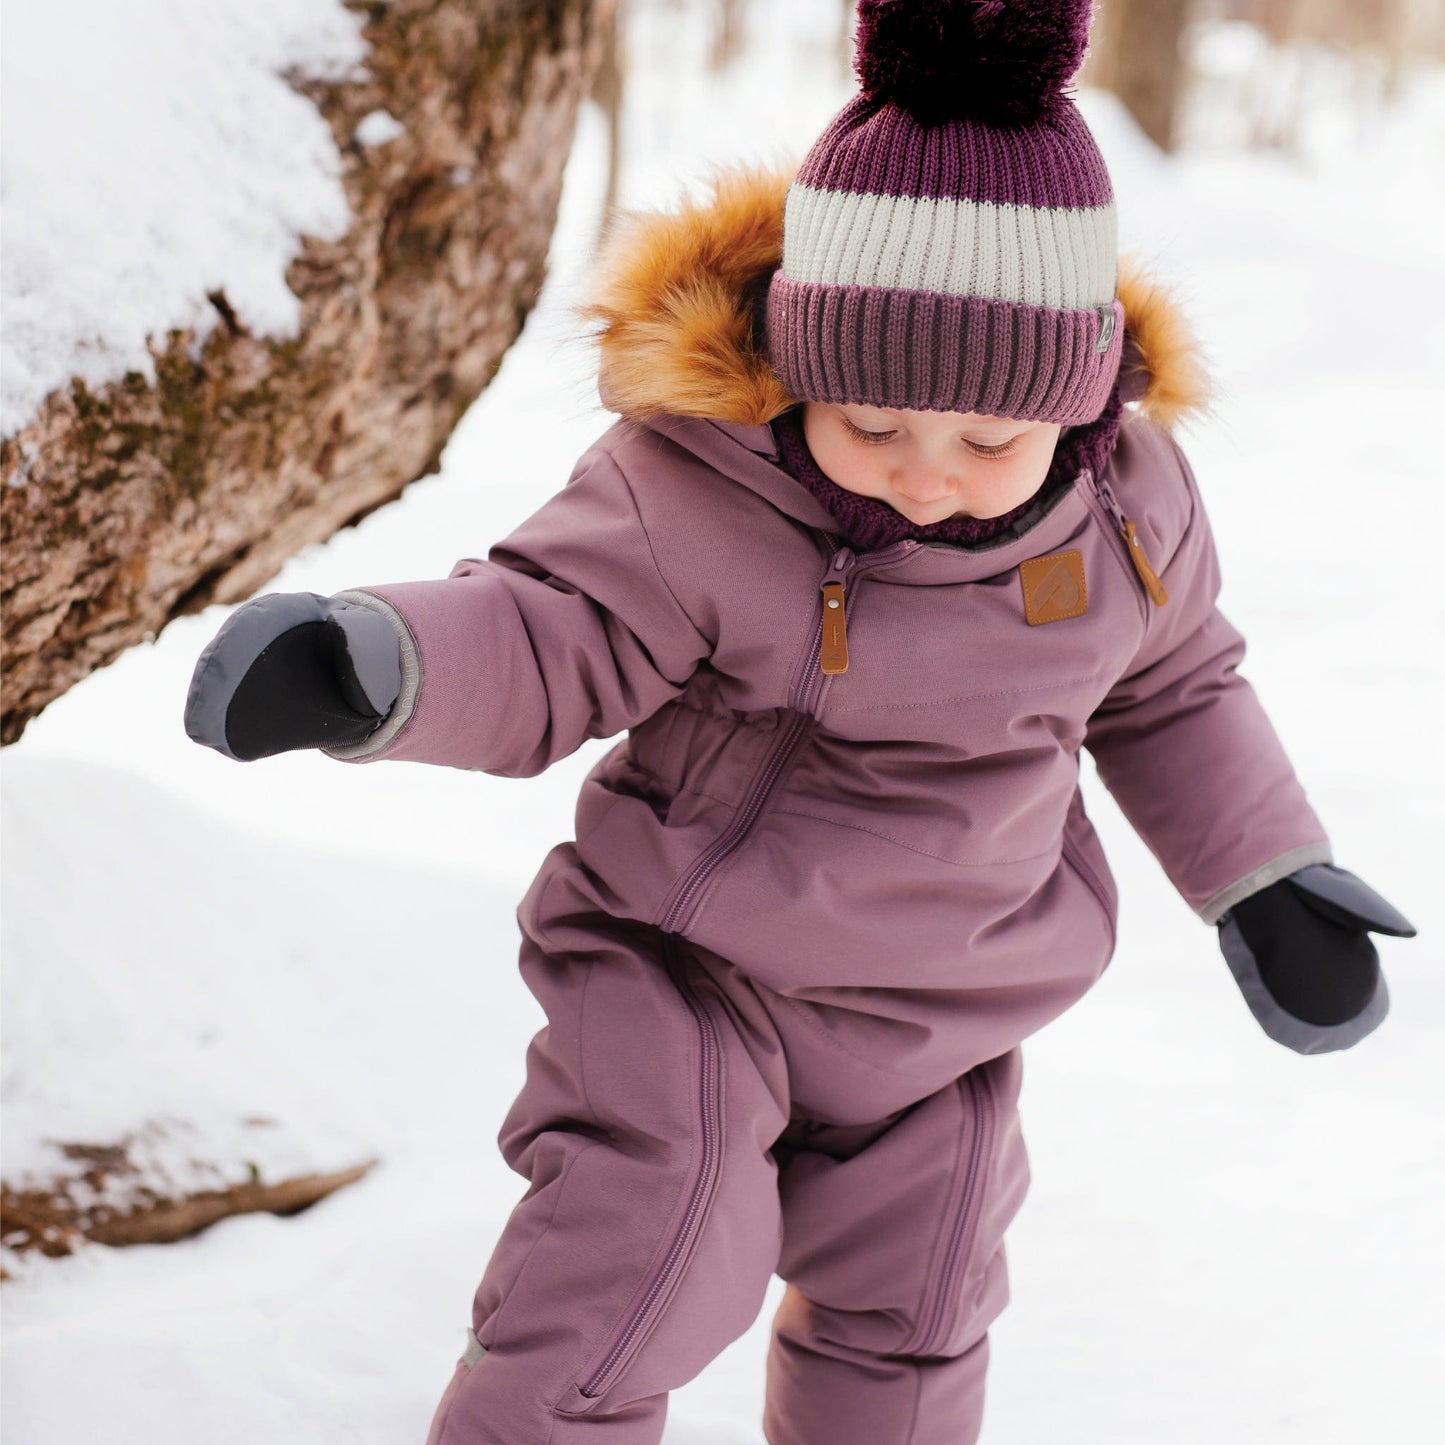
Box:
[1020,550,1087,625]
[1095,304,1116,354]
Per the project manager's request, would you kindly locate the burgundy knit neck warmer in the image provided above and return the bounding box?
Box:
[769,382,1125,554]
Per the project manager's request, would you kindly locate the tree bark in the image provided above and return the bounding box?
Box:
[0,0,617,745]
[1083,0,1195,153]
[708,0,747,72]
[589,0,626,242]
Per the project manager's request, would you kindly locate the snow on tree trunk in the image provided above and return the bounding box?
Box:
[0,0,616,746]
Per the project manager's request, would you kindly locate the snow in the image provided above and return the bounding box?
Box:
[3,3,1443,1441]
[0,0,368,436]
[355,109,406,147]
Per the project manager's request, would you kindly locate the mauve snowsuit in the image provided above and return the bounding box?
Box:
[324,170,1333,1444]
[322,164,1335,1439]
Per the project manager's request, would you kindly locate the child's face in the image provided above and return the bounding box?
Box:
[801,402,1063,528]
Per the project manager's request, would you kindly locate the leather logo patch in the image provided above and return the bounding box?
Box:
[1019,550,1087,625]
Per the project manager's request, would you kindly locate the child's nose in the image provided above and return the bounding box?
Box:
[895,471,959,505]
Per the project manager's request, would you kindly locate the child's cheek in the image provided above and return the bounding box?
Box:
[848,458,890,498]
[813,439,881,497]
[963,456,1048,515]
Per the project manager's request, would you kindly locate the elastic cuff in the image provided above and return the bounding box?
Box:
[1197,839,1334,926]
[322,591,421,762]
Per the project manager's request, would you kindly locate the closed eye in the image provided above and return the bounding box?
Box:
[840,416,1021,458]
[840,417,895,445]
[964,438,1021,459]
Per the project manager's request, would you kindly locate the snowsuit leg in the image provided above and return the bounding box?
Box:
[763,1049,1029,1445]
[425,913,791,1445]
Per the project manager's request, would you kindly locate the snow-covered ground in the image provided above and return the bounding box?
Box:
[3,3,1444,1441]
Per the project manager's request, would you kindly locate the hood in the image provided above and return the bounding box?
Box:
[572,160,1212,432]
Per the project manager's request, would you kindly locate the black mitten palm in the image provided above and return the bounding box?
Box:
[1217,864,1416,1054]
[184,592,401,761]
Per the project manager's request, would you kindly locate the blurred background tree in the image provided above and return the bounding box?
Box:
[1084,0,1194,151]
[1084,0,1445,154]
[690,0,1445,160]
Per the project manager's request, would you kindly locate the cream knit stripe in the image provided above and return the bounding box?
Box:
[782,181,1117,310]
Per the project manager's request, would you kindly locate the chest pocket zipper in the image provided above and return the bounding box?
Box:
[1088,472,1169,612]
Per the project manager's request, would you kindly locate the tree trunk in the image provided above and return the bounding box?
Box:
[0,0,617,746]
[1084,0,1195,153]
[708,0,747,72]
[589,0,626,242]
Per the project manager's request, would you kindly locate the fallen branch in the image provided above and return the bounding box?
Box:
[1,1118,377,1268]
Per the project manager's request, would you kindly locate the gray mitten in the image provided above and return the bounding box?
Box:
[185,592,401,761]
[1217,863,1416,1054]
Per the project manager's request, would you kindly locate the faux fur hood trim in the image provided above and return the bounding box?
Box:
[572,161,1212,432]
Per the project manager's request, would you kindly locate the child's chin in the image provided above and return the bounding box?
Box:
[897,505,975,525]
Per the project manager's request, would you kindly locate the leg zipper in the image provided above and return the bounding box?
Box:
[575,935,723,1399]
[907,1069,995,1359]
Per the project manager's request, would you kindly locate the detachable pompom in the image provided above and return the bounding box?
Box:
[854,0,1095,127]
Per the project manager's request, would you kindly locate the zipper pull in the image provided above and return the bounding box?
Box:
[820,579,849,673]
[1121,518,1169,605]
[1096,479,1169,607]
[819,546,853,674]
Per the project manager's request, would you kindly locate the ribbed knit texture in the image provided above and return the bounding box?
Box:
[765,65,1124,426]
[780,184,1117,308]
[795,95,1114,208]
[766,281,1122,424]
[771,381,1124,554]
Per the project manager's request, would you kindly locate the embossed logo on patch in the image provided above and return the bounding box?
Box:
[1019,550,1087,625]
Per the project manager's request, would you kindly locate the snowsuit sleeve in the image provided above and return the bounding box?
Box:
[322,443,713,777]
[1083,433,1332,924]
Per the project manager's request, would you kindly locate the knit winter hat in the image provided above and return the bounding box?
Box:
[765,0,1121,425]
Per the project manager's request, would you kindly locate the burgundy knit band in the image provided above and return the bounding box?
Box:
[766,277,1123,425]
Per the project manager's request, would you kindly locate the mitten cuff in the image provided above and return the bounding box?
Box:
[323,590,422,762]
[1197,839,1334,926]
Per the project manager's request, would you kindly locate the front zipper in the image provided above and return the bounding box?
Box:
[908,1067,996,1358]
[1084,471,1169,617]
[656,533,913,937]
[807,537,920,699]
[576,932,722,1399]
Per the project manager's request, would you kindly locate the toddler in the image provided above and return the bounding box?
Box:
[185,3,1415,1442]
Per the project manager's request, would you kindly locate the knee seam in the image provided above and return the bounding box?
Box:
[488,1135,608,1359]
